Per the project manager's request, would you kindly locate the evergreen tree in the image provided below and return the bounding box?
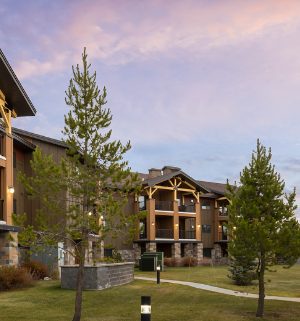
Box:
[227,139,300,317]
[16,48,142,321]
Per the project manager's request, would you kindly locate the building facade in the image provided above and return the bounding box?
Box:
[133,166,229,263]
[0,49,229,267]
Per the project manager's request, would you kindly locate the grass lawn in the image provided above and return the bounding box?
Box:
[136,264,300,297]
[1,280,300,321]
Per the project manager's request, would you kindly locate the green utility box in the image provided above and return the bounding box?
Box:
[139,252,164,271]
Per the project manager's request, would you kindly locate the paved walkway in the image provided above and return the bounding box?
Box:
[135,276,300,303]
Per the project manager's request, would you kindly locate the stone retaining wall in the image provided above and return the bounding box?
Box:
[61,262,134,290]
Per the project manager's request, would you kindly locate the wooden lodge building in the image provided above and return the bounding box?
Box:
[0,49,229,267]
[132,166,229,263]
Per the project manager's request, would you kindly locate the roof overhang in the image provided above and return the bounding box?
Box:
[0,49,36,117]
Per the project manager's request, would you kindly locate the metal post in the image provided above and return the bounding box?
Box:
[141,296,151,321]
[156,265,160,284]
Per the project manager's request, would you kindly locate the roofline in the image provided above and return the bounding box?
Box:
[12,128,67,148]
[0,49,36,115]
[143,170,211,193]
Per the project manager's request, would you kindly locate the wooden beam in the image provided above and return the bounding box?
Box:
[153,185,198,194]
[151,187,158,197]
[217,196,228,201]
[168,180,174,187]
[0,103,11,134]
[182,180,196,190]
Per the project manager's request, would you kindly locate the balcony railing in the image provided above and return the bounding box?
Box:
[156,228,174,239]
[155,200,173,211]
[218,232,228,241]
[178,204,195,213]
[179,230,196,239]
[218,207,228,216]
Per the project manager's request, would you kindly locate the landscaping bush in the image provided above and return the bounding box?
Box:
[0,266,32,290]
[164,257,197,267]
[23,261,48,280]
[228,256,257,285]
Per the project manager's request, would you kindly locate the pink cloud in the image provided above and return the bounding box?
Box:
[12,0,300,79]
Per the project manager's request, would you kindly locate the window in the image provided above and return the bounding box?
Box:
[201,201,211,210]
[202,224,211,233]
[138,195,146,211]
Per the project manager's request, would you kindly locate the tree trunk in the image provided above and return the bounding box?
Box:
[256,256,265,317]
[72,245,85,321]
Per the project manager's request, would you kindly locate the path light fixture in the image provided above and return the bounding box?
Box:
[156,265,161,284]
[141,296,151,321]
[8,186,14,194]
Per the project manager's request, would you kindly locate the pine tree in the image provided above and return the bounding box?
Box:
[227,139,300,317]
[16,48,142,321]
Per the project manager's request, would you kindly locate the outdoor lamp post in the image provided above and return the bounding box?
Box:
[156,265,161,284]
[141,296,151,321]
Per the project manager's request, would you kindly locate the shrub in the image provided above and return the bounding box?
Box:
[0,266,32,291]
[23,260,48,280]
[164,257,198,267]
[228,256,257,286]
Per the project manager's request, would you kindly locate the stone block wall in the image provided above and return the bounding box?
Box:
[146,242,156,252]
[0,231,18,266]
[118,249,134,262]
[61,262,134,290]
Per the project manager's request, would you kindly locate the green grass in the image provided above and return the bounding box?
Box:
[136,264,300,297]
[0,280,300,321]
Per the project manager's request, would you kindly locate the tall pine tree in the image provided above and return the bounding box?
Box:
[17,48,142,321]
[227,139,300,317]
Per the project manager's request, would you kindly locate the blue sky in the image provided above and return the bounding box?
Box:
[1,0,300,215]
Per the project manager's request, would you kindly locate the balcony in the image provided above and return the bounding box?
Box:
[178,204,195,213]
[218,207,228,217]
[155,200,173,211]
[156,228,174,239]
[179,230,196,239]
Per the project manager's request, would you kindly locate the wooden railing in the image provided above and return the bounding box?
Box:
[155,200,173,211]
[156,228,174,238]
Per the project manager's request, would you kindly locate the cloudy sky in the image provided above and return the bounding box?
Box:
[1,0,300,214]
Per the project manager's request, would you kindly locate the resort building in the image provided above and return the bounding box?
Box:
[0,49,229,267]
[133,166,229,263]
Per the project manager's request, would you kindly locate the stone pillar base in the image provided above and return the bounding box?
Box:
[0,231,18,266]
[172,243,181,258]
[146,242,156,252]
[211,243,222,264]
[193,243,203,265]
[133,243,141,264]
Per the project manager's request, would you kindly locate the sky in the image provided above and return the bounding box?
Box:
[1,0,300,216]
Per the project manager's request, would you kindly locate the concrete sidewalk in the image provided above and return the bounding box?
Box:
[135,276,300,303]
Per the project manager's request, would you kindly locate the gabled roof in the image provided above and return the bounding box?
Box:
[197,180,228,196]
[0,49,36,116]
[143,170,210,193]
[0,125,35,151]
[13,127,67,148]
